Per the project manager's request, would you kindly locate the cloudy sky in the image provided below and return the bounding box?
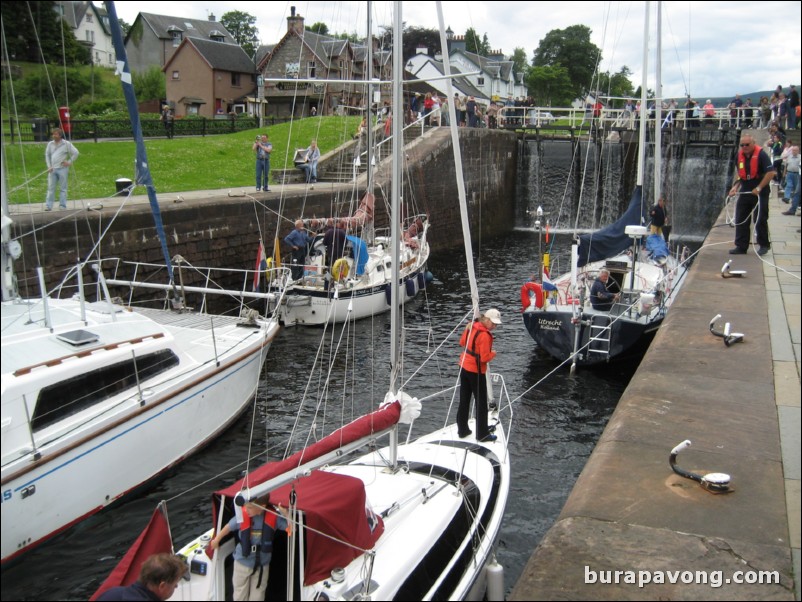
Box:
[110,1,801,99]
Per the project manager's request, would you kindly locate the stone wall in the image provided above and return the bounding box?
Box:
[11,127,518,296]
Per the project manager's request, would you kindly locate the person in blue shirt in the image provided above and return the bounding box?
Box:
[210,495,289,602]
[253,134,272,192]
[284,220,314,280]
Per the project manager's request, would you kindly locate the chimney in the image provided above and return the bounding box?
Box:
[208,13,215,22]
[287,6,304,34]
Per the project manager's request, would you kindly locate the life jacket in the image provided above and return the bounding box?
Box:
[737,149,760,181]
[238,512,279,563]
[459,320,493,374]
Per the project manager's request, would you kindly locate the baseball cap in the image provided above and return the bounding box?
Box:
[484,308,502,325]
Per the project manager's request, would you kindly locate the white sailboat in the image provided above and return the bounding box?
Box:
[0,2,286,566]
[521,1,689,370]
[92,3,510,600]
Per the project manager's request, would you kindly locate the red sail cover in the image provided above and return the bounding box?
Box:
[213,400,400,584]
[89,504,172,601]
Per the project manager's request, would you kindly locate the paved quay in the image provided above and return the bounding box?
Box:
[510,189,801,599]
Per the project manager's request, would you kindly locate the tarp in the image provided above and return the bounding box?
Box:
[89,504,173,601]
[211,401,400,584]
[346,235,369,275]
[645,233,670,262]
[271,471,384,585]
[577,186,648,267]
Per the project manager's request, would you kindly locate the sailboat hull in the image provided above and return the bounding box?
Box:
[0,299,280,565]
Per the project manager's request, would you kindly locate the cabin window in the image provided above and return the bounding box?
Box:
[31,350,180,432]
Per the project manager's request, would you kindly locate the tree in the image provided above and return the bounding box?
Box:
[133,66,166,102]
[510,47,529,81]
[464,27,490,57]
[532,25,601,101]
[596,66,635,107]
[306,22,329,35]
[220,10,259,58]
[2,1,89,65]
[525,65,574,107]
[117,18,132,38]
[400,26,441,61]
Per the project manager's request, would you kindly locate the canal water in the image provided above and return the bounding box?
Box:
[0,230,639,600]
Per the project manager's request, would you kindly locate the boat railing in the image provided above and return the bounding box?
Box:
[98,257,291,319]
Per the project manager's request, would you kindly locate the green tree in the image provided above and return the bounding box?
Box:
[464,27,490,56]
[220,10,260,58]
[117,18,131,37]
[333,31,361,43]
[525,65,573,106]
[2,0,89,65]
[596,66,635,107]
[133,66,166,102]
[400,26,441,61]
[510,47,529,81]
[532,25,601,101]
[306,22,329,35]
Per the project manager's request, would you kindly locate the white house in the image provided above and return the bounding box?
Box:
[56,1,115,67]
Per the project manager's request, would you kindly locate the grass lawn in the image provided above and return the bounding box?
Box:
[3,115,360,204]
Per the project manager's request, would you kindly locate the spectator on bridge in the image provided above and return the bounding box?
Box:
[728,94,743,128]
[788,85,800,129]
[742,98,754,128]
[759,96,772,128]
[782,146,800,216]
[703,99,716,121]
[777,93,790,129]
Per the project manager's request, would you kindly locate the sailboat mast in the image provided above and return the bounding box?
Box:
[366,2,374,193]
[654,1,663,207]
[389,0,402,395]
[636,0,650,188]
[436,1,480,318]
[105,1,175,287]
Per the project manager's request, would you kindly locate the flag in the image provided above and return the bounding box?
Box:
[90,503,173,601]
[542,272,558,292]
[272,237,282,269]
[253,241,267,291]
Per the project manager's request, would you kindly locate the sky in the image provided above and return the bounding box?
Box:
[109,1,801,100]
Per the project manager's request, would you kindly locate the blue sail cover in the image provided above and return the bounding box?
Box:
[346,235,368,275]
[645,233,670,261]
[577,186,648,267]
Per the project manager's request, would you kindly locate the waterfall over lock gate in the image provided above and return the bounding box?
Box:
[516,132,733,242]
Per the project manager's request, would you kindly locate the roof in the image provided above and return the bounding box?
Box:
[130,12,235,44]
[258,29,355,72]
[178,37,256,74]
[411,59,485,100]
[178,96,207,104]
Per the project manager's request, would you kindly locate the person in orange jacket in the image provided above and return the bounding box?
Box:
[457,309,502,441]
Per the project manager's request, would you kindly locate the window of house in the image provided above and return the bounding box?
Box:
[308,61,316,78]
[172,71,179,79]
[477,77,485,86]
[285,62,300,78]
[231,72,241,86]
[172,32,182,47]
[86,30,95,43]
[86,13,93,23]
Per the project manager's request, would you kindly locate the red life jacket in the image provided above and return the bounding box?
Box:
[737,149,760,181]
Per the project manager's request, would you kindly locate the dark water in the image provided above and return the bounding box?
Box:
[0,231,637,600]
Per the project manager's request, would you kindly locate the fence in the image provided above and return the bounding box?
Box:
[5,115,296,143]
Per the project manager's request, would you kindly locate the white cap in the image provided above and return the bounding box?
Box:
[484,308,502,325]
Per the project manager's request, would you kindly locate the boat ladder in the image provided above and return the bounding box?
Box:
[587,314,611,357]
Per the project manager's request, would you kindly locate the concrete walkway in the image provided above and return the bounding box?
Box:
[510,186,800,599]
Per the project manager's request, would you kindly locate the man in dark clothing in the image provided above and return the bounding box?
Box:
[284,220,314,280]
[727,134,775,256]
[97,553,187,601]
[649,197,667,236]
[590,269,620,311]
[322,221,347,265]
[788,85,799,129]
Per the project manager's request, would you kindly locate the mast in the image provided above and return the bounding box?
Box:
[436,1,480,318]
[654,1,662,207]
[389,1,402,396]
[104,1,176,290]
[637,0,650,188]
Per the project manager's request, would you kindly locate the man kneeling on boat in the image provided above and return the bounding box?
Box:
[590,269,620,311]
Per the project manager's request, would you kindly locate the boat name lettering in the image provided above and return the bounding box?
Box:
[538,319,563,331]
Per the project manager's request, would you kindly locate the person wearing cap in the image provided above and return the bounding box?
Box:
[210,494,289,601]
[457,309,501,442]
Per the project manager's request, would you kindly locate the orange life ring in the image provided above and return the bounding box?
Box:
[332,257,350,281]
[520,281,544,311]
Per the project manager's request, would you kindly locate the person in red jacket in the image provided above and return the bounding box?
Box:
[457,309,502,441]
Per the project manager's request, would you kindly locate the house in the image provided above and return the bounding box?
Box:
[55,1,114,67]
[406,32,527,105]
[163,37,258,118]
[256,8,389,118]
[124,12,235,73]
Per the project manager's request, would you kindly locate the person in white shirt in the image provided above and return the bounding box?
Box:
[44,127,79,211]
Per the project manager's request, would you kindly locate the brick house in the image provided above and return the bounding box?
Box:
[256,8,391,118]
[163,37,258,118]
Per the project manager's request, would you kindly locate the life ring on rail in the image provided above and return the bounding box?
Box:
[520,281,544,311]
[332,257,350,281]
